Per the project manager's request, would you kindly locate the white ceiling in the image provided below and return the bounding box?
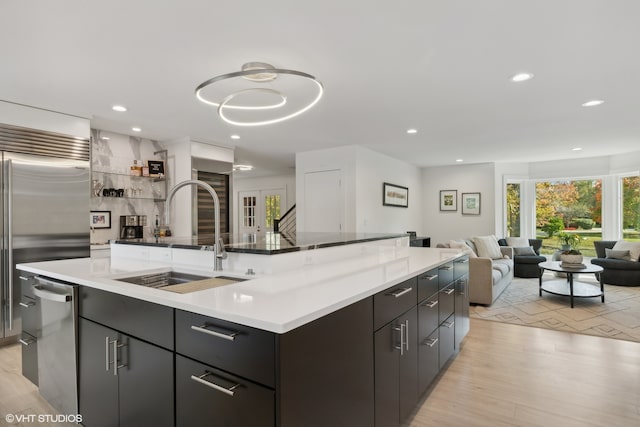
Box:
[2,1,639,177]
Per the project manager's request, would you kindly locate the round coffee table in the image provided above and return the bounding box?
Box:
[538,261,604,308]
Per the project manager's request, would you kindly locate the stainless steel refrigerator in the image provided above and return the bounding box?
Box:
[0,124,90,345]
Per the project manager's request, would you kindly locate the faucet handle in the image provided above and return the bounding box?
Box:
[216,238,227,259]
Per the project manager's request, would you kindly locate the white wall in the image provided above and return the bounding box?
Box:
[296,145,424,234]
[232,174,296,235]
[296,146,357,232]
[354,146,423,234]
[421,163,496,245]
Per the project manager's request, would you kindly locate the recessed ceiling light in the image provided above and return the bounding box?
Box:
[406,128,418,134]
[233,164,253,171]
[230,134,241,140]
[112,105,127,112]
[510,73,534,82]
[132,127,141,132]
[101,136,110,140]
[456,159,464,162]
[581,100,604,107]
[572,147,583,151]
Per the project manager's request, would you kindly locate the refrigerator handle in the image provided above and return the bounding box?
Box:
[6,159,13,331]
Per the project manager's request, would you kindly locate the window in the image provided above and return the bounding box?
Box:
[622,176,640,241]
[506,183,521,237]
[243,196,256,227]
[264,194,281,229]
[535,179,602,256]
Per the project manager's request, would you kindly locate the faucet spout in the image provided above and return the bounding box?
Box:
[164,179,227,271]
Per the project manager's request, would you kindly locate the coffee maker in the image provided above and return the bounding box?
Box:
[120,215,146,239]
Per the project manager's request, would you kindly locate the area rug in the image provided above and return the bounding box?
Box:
[470,272,640,342]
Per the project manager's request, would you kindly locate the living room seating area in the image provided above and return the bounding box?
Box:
[498,237,547,278]
[590,240,640,286]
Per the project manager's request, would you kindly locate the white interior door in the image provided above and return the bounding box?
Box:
[238,188,286,234]
[304,169,342,232]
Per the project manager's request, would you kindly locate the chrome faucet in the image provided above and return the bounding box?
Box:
[164,179,227,271]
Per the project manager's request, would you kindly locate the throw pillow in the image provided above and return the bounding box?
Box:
[605,248,631,261]
[449,240,478,258]
[612,241,640,262]
[471,235,503,259]
[506,237,529,248]
[513,246,536,256]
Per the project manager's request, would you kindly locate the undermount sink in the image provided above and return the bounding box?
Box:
[115,270,246,293]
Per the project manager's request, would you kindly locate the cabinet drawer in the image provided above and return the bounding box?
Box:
[20,295,39,333]
[438,262,454,289]
[418,293,439,338]
[20,332,38,386]
[418,329,439,394]
[79,286,174,350]
[454,256,469,279]
[175,310,276,388]
[439,315,455,369]
[417,268,439,302]
[374,277,417,331]
[176,354,274,427]
[438,283,455,324]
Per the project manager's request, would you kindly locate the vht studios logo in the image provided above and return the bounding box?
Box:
[5,413,83,423]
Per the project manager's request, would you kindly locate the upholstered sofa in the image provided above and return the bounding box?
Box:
[437,237,514,305]
[590,240,640,286]
[498,238,547,278]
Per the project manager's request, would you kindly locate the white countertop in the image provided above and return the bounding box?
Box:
[18,246,463,334]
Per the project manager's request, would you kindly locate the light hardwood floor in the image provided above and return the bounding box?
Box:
[1,319,639,426]
[407,318,640,427]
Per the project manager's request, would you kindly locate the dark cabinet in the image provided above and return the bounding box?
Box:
[438,314,455,369]
[176,354,274,427]
[78,318,174,427]
[455,275,470,350]
[175,310,275,388]
[375,306,418,427]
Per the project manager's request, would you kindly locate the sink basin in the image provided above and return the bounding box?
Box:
[115,270,246,293]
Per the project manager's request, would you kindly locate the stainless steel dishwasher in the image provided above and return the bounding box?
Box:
[33,276,78,416]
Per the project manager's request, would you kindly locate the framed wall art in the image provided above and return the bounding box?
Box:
[439,190,457,211]
[383,182,409,207]
[90,210,111,229]
[462,192,481,215]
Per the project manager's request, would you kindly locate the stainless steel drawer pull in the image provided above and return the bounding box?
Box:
[113,340,127,376]
[422,275,438,281]
[443,320,455,329]
[404,320,409,352]
[440,266,453,271]
[442,288,455,295]
[456,259,469,264]
[19,338,35,346]
[19,301,35,308]
[191,324,239,341]
[387,287,412,298]
[19,275,30,281]
[421,300,438,308]
[423,337,438,348]
[191,372,240,396]
[393,323,406,356]
[105,336,112,372]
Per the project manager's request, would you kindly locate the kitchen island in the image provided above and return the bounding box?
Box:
[18,234,469,427]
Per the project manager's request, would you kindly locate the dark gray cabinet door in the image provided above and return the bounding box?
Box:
[454,276,470,350]
[79,318,174,427]
[176,355,274,427]
[398,307,418,422]
[375,321,400,427]
[374,306,418,427]
[78,318,119,427]
[119,335,174,427]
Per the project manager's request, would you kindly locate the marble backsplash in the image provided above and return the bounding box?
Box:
[90,128,166,244]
